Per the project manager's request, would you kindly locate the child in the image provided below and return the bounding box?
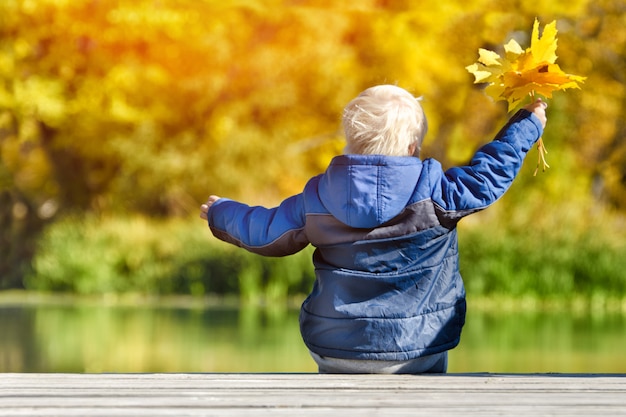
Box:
[200,85,547,374]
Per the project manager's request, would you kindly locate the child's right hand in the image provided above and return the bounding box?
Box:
[524,98,548,129]
[200,195,221,221]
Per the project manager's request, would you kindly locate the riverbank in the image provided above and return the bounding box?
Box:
[2,289,626,314]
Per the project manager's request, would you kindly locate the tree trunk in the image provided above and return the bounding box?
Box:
[0,190,47,289]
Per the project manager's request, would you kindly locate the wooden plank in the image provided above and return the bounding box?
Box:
[0,373,625,416]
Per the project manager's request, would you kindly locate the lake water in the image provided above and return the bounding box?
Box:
[1,297,625,373]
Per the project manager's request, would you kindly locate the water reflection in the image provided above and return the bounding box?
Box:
[452,308,626,373]
[1,299,625,373]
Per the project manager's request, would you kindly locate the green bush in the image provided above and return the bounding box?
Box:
[26,215,315,302]
[26,213,625,304]
[458,223,626,300]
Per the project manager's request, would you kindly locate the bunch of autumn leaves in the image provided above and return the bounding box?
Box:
[466,19,586,174]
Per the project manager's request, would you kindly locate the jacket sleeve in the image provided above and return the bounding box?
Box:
[207,194,309,257]
[431,109,543,224]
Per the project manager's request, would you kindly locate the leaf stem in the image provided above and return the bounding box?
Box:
[533,137,550,176]
[530,92,549,176]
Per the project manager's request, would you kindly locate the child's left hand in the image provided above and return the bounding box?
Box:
[524,98,548,129]
[200,195,221,220]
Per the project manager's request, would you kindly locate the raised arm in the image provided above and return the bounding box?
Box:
[432,100,546,223]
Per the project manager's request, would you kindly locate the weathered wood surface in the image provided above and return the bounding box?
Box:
[1,373,625,416]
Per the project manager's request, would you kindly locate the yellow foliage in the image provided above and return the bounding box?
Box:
[0,0,624,217]
[466,18,587,174]
[14,77,68,126]
[466,19,586,112]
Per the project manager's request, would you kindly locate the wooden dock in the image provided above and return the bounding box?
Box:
[1,373,625,416]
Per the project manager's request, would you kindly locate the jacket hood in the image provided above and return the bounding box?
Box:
[318,155,422,228]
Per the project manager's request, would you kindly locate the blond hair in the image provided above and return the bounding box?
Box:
[342,85,428,157]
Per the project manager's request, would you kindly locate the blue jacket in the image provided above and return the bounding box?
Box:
[208,109,543,361]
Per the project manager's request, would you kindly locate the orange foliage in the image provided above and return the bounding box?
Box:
[0,0,624,218]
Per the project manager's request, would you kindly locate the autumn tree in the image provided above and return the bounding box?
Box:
[1,0,624,288]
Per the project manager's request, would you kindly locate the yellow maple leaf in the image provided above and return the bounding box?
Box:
[467,19,585,111]
[465,18,586,174]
